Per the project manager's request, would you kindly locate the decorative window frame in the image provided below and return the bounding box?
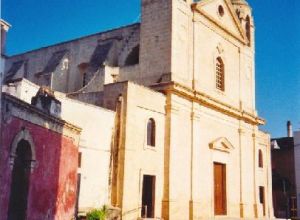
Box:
[209,137,234,153]
[9,128,37,172]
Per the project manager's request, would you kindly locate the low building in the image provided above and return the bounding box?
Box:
[271,121,298,219]
[294,131,300,218]
[0,91,81,220]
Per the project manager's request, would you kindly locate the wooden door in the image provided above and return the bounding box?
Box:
[214,163,227,215]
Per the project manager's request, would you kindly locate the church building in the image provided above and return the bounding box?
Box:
[1,0,275,219]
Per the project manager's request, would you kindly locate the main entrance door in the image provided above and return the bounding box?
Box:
[214,163,227,215]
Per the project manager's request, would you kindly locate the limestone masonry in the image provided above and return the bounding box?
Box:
[1,0,278,219]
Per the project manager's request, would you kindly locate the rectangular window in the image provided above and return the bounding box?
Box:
[82,73,87,87]
[78,152,82,168]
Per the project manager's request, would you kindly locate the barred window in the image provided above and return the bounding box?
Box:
[82,73,88,87]
[216,57,225,91]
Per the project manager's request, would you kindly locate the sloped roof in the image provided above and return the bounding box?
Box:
[43,50,68,73]
[4,60,25,82]
[89,42,113,73]
[271,137,294,150]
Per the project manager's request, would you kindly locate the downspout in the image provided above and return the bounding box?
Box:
[117,92,127,215]
[238,47,244,218]
[189,8,196,220]
[252,132,258,217]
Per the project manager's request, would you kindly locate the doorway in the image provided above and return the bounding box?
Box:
[8,140,32,220]
[141,175,156,218]
[214,162,227,215]
[259,186,265,216]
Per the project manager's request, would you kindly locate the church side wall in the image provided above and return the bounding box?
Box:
[5,24,140,93]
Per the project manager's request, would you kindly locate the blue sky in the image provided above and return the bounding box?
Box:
[2,0,299,138]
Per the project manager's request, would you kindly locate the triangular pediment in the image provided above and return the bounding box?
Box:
[209,137,234,153]
[192,0,248,44]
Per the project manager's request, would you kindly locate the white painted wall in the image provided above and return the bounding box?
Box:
[2,79,116,212]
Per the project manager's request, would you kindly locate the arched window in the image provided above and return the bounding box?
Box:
[216,57,225,91]
[147,118,156,147]
[258,150,263,168]
[8,140,32,220]
[245,16,251,44]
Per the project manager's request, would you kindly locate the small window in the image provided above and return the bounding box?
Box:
[258,150,263,168]
[216,57,225,91]
[61,58,69,70]
[82,73,88,87]
[245,16,251,44]
[78,152,82,168]
[147,118,156,147]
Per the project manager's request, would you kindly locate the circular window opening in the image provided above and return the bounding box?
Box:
[218,5,224,17]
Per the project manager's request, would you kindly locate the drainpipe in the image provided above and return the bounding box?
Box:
[189,8,197,220]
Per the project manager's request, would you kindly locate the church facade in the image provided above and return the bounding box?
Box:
[1,0,275,219]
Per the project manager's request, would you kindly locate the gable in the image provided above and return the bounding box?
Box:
[193,0,247,44]
[209,137,234,153]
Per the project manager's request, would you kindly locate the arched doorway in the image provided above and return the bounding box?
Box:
[8,139,32,220]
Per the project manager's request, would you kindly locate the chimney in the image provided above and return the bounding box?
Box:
[0,19,11,56]
[287,121,293,137]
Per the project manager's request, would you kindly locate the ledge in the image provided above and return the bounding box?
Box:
[151,81,265,126]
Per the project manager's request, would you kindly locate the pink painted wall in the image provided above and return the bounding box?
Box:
[0,116,78,220]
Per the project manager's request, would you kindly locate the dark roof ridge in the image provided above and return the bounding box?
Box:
[7,22,140,58]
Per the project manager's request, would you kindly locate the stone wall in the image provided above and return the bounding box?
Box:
[5,24,140,93]
[0,94,80,220]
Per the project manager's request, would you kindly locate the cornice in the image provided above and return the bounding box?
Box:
[151,82,265,126]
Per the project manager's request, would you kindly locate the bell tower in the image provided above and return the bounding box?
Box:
[139,0,193,87]
[231,0,253,46]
